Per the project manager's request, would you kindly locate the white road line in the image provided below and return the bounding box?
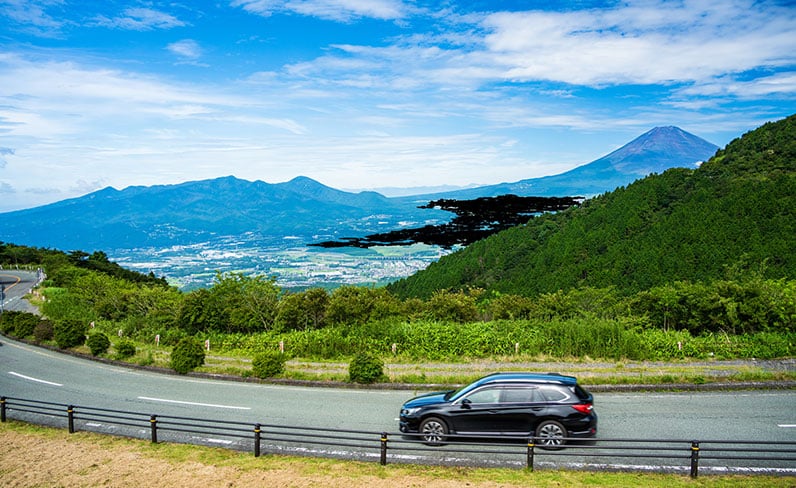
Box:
[205,438,234,445]
[8,371,63,387]
[137,396,251,410]
[778,424,796,428]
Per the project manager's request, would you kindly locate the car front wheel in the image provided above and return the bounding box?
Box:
[419,417,448,445]
[535,420,567,450]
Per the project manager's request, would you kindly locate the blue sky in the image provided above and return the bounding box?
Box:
[0,0,794,212]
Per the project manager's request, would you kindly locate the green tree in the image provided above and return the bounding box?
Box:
[327,286,387,327]
[210,272,281,333]
[276,288,329,331]
[177,288,227,334]
[426,289,480,323]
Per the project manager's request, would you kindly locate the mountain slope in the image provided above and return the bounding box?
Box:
[0,126,717,252]
[398,126,718,201]
[0,176,443,250]
[387,115,796,299]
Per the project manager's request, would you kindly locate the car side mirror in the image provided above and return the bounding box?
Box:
[461,398,472,410]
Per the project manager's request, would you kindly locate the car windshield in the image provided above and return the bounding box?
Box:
[443,386,467,401]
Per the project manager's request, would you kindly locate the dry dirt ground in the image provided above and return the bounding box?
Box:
[3,423,794,488]
[0,423,536,488]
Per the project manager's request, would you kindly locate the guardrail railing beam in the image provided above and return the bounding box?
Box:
[2,395,795,475]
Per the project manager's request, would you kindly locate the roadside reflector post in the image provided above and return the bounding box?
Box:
[1,397,6,422]
[67,405,75,433]
[690,440,700,478]
[380,432,388,466]
[254,423,261,457]
[526,439,535,471]
[150,415,158,443]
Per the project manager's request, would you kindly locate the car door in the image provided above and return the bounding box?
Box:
[447,385,503,435]
[493,386,547,436]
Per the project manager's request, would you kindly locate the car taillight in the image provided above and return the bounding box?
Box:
[571,403,593,414]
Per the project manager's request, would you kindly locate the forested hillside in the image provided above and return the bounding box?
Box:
[388,115,796,299]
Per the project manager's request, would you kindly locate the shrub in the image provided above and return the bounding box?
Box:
[86,332,111,356]
[115,339,137,359]
[33,320,54,342]
[348,353,384,384]
[170,337,205,374]
[252,350,286,379]
[53,319,87,349]
[0,311,40,338]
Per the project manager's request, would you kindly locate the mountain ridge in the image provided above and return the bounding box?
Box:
[399,126,718,201]
[0,126,718,252]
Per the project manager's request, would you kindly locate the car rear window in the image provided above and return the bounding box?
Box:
[538,385,570,402]
[573,385,592,401]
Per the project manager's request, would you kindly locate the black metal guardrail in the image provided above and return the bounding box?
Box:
[2,395,795,477]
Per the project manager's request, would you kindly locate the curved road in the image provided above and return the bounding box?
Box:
[0,270,42,314]
[0,275,794,472]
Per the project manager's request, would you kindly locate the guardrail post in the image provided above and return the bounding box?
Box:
[150,415,158,443]
[526,439,535,471]
[67,405,75,433]
[690,440,700,478]
[1,397,6,423]
[254,423,261,457]
[380,432,388,466]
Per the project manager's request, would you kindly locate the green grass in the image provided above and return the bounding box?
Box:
[1,421,792,487]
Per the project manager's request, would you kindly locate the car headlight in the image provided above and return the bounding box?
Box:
[401,407,421,416]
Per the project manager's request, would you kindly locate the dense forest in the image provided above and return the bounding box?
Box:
[1,115,794,376]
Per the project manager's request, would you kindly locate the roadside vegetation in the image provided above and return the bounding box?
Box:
[0,252,793,384]
[1,116,794,382]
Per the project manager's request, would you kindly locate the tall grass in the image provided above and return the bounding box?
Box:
[196,317,795,362]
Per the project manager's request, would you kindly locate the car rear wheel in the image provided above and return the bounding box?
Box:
[419,417,448,445]
[535,420,567,450]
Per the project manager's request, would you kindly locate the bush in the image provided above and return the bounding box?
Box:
[348,353,384,384]
[86,332,111,356]
[115,339,137,359]
[0,311,40,338]
[33,320,54,342]
[252,350,286,379]
[53,319,87,349]
[170,337,205,374]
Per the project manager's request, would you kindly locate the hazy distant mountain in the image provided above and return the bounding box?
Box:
[0,126,717,252]
[0,176,446,251]
[399,126,718,201]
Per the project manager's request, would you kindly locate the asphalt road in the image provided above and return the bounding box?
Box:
[1,334,795,473]
[0,270,42,314]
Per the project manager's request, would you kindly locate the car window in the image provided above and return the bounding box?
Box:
[463,387,501,404]
[501,387,539,403]
[538,385,571,402]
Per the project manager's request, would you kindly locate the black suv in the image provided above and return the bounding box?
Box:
[399,372,597,447]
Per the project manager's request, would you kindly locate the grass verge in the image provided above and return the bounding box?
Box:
[1,421,793,488]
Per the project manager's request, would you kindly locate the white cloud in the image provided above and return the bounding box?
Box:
[167,39,203,60]
[0,0,65,37]
[0,147,13,168]
[232,0,408,21]
[92,7,186,31]
[478,0,796,86]
[678,72,796,98]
